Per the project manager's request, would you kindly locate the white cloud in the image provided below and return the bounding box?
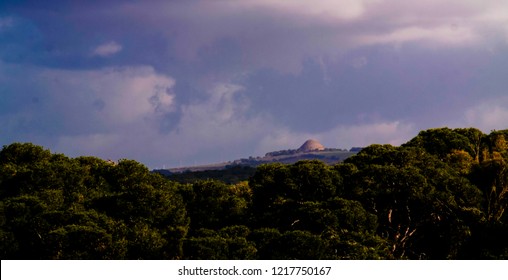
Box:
[356,1,508,48]
[2,61,281,168]
[54,80,271,167]
[93,0,508,74]
[463,97,508,132]
[237,0,368,20]
[165,83,270,161]
[181,1,507,71]
[356,25,477,47]
[36,66,178,165]
[40,66,175,126]
[319,121,416,148]
[92,41,123,57]
[160,82,416,166]
[0,63,176,164]
[256,120,416,155]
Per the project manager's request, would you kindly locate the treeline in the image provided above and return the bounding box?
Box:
[159,165,257,184]
[265,147,348,157]
[0,127,507,259]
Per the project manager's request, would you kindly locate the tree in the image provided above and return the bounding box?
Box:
[44,210,128,259]
[249,228,281,259]
[184,180,249,230]
[249,163,294,227]
[322,229,390,260]
[183,226,256,259]
[403,127,479,159]
[288,160,339,201]
[454,128,485,162]
[90,161,188,259]
[270,230,325,259]
[0,143,84,203]
[470,157,508,222]
[1,195,48,258]
[344,145,483,259]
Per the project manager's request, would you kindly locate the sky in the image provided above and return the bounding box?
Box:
[1,0,508,169]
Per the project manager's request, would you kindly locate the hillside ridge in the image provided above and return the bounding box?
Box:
[158,139,360,174]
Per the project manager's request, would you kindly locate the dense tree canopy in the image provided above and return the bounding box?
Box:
[1,127,507,259]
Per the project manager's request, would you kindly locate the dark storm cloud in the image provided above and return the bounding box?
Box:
[1,0,508,168]
[243,45,493,132]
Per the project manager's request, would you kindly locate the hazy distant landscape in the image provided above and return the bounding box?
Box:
[155,139,358,184]
[160,139,357,172]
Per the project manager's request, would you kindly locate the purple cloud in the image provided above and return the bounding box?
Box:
[1,0,508,168]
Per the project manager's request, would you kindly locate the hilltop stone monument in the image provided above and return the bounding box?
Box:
[297,139,325,153]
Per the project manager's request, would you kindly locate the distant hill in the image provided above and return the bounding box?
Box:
[153,140,361,182]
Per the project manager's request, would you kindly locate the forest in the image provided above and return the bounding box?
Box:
[1,127,507,259]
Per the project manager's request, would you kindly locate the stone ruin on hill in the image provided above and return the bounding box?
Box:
[296,139,325,153]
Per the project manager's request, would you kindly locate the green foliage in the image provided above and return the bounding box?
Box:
[184,180,250,230]
[1,127,507,259]
[345,143,484,259]
[0,143,188,259]
[403,127,480,159]
[183,226,257,260]
[249,228,282,259]
[45,211,128,259]
[323,230,391,260]
[162,165,256,184]
[271,230,326,259]
[289,160,340,201]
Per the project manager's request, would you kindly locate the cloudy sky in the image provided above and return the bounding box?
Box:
[1,0,508,168]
